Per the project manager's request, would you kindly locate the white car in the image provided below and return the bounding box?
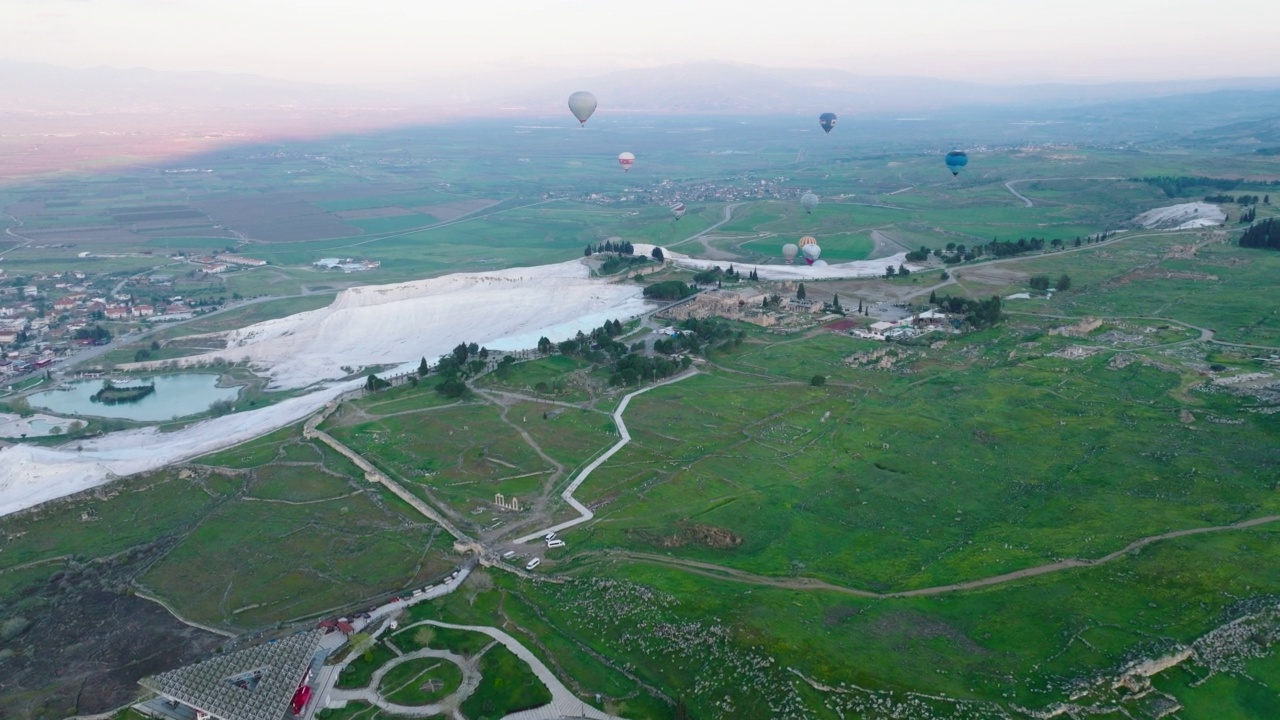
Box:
[501,550,516,560]
[544,532,557,541]
[525,558,541,571]
[546,539,565,549]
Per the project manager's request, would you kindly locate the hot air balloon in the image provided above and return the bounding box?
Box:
[568,91,597,125]
[798,236,817,248]
[945,150,968,176]
[782,243,799,264]
[670,202,686,220]
[801,244,822,265]
[819,113,837,133]
[618,152,635,172]
[801,193,819,214]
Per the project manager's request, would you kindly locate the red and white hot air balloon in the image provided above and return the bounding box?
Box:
[618,152,635,172]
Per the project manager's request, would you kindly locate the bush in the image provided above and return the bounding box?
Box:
[810,375,826,387]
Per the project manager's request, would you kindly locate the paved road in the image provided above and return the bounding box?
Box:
[0,212,34,261]
[667,203,741,249]
[1003,177,1125,208]
[1004,181,1034,207]
[513,370,699,544]
[869,228,911,259]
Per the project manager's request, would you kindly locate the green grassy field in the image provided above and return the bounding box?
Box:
[460,644,553,720]
[379,657,464,706]
[5,120,1280,719]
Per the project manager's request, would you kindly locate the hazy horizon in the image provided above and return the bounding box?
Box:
[7,0,1279,88]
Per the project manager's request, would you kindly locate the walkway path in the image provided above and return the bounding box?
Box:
[600,514,1280,599]
[419,620,622,720]
[513,371,699,544]
[328,646,479,718]
[304,402,473,543]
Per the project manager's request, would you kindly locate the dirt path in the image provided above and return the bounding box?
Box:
[472,388,569,542]
[596,514,1280,599]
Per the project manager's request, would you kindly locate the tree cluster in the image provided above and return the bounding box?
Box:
[74,325,112,344]
[1028,275,1071,292]
[609,353,690,386]
[1239,218,1280,250]
[693,265,741,285]
[983,237,1046,259]
[905,246,931,262]
[585,239,635,256]
[935,295,1003,329]
[1134,176,1246,198]
[599,254,647,275]
[1239,206,1258,224]
[642,280,695,300]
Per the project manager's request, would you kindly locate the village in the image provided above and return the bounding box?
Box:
[0,252,268,381]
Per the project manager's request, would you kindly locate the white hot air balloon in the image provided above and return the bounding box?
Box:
[618,152,635,172]
[782,243,799,264]
[801,193,819,214]
[801,243,822,265]
[568,91,597,125]
[670,202,686,220]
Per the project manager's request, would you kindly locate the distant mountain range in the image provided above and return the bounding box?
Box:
[0,60,399,113]
[6,59,1280,118]
[500,62,1280,116]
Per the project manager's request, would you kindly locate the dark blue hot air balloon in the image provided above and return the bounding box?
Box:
[945,150,968,176]
[819,112,837,133]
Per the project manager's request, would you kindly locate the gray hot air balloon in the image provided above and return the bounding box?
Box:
[782,243,799,264]
[670,202,686,220]
[568,91,597,125]
[801,193,819,214]
[801,243,822,265]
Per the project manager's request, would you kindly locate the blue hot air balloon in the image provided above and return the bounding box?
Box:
[945,150,969,176]
[819,113,837,133]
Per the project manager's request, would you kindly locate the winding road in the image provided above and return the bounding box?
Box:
[666,203,741,249]
[513,370,699,544]
[1003,176,1126,208]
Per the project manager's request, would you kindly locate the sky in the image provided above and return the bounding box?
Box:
[5,0,1278,86]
